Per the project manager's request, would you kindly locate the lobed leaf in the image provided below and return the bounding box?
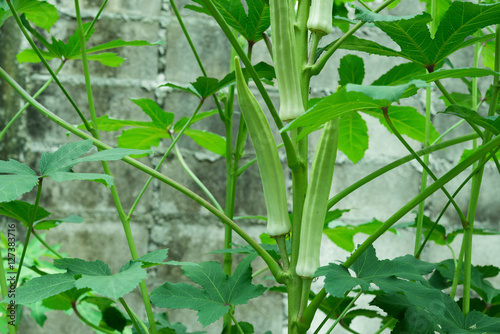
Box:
[440,105,500,135]
[13,273,76,305]
[0,0,59,31]
[184,129,227,157]
[338,55,365,86]
[0,175,39,203]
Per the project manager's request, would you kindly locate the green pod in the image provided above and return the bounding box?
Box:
[234,57,291,237]
[307,0,334,36]
[296,118,339,278]
[269,0,305,122]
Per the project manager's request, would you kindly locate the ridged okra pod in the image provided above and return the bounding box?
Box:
[307,0,334,36]
[234,57,291,237]
[296,119,339,278]
[269,0,305,122]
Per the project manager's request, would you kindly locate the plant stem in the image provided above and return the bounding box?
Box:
[462,23,500,316]
[327,133,479,210]
[72,302,117,334]
[174,145,223,211]
[169,0,207,77]
[0,62,64,141]
[15,178,43,287]
[382,108,467,225]
[74,2,156,331]
[127,99,204,220]
[324,290,362,334]
[118,297,142,334]
[275,235,290,271]
[228,312,245,334]
[199,0,298,169]
[414,83,432,257]
[374,318,397,334]
[0,244,16,334]
[5,1,92,132]
[32,231,63,259]
[342,132,500,269]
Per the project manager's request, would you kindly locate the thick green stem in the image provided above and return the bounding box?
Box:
[118,297,142,334]
[275,235,290,271]
[15,178,43,287]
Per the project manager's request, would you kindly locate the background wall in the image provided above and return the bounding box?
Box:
[1,0,499,333]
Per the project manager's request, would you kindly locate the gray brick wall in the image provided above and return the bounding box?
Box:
[1,1,499,333]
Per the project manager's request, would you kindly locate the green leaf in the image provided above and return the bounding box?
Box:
[27,301,51,327]
[74,148,153,164]
[372,62,426,86]
[318,245,443,317]
[283,89,382,131]
[163,77,221,99]
[150,255,266,327]
[440,105,500,135]
[419,0,452,38]
[15,19,158,66]
[0,0,59,31]
[0,200,50,227]
[117,128,169,150]
[42,287,91,311]
[353,4,418,22]
[338,55,365,86]
[54,258,112,276]
[323,219,397,252]
[414,68,500,83]
[130,98,175,129]
[481,41,496,70]
[155,312,207,334]
[69,260,147,300]
[0,175,39,203]
[217,62,276,89]
[345,80,429,104]
[0,159,37,175]
[102,307,127,332]
[186,0,269,42]
[78,115,153,132]
[371,2,500,68]
[47,172,114,187]
[330,35,402,59]
[184,129,227,157]
[190,77,221,98]
[173,110,219,133]
[475,265,500,279]
[34,214,83,230]
[364,106,440,144]
[338,111,368,164]
[13,273,76,305]
[135,249,169,267]
[39,140,94,174]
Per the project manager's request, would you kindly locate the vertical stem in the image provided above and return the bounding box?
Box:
[15,178,43,287]
[74,1,156,331]
[414,84,432,257]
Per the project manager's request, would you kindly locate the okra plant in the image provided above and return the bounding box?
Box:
[1,0,500,333]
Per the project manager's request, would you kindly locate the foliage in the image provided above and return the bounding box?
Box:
[0,0,499,333]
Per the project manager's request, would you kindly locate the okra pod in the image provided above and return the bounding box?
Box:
[269,0,305,121]
[296,118,339,278]
[234,57,291,237]
[307,0,334,36]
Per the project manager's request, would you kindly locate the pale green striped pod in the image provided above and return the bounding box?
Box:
[296,119,339,278]
[234,57,291,237]
[269,0,305,122]
[307,0,334,36]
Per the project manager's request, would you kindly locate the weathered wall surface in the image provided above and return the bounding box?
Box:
[1,0,499,333]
